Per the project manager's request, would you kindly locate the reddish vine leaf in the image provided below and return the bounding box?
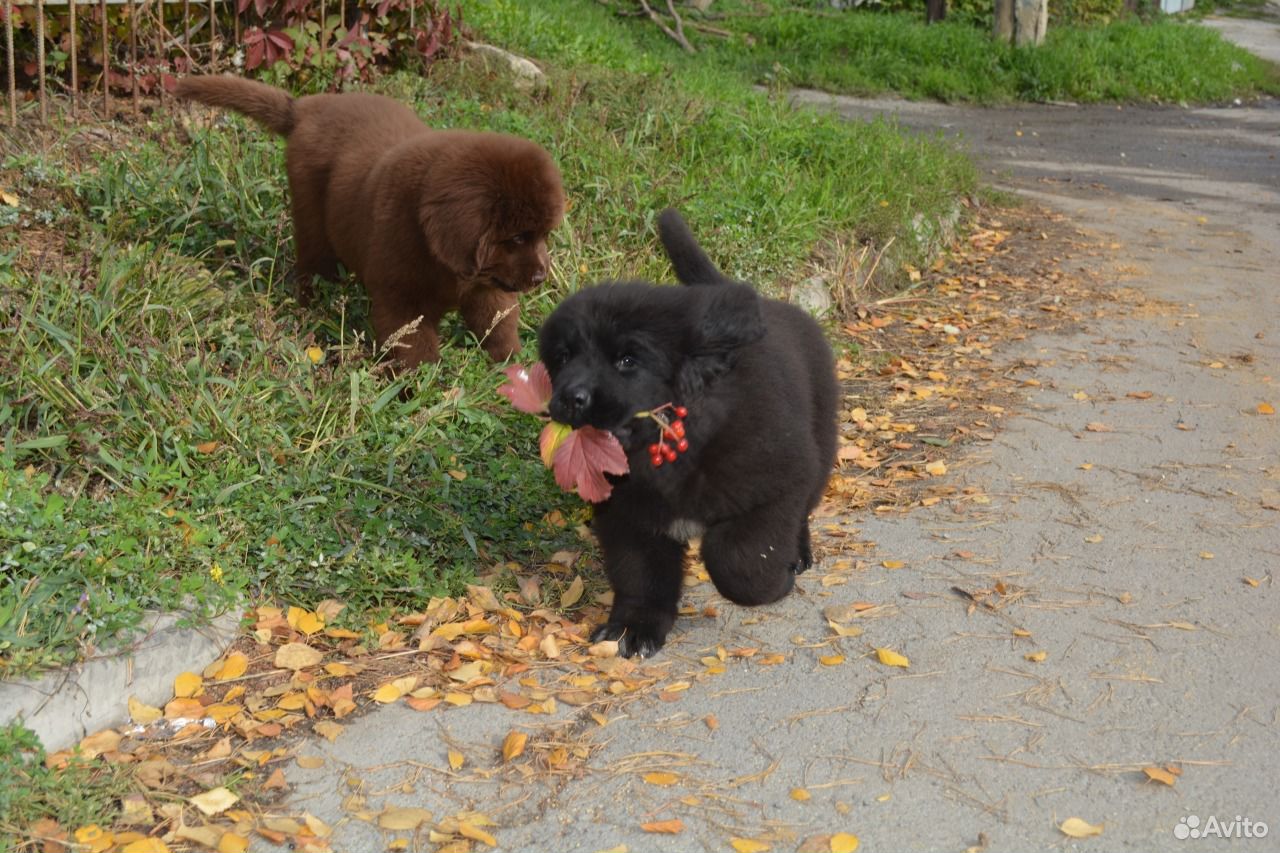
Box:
[497,363,552,414]
[552,426,629,503]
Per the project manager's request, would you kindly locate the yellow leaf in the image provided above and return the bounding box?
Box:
[1012,628,1032,638]
[0,189,18,206]
[875,648,910,668]
[305,345,325,364]
[1258,402,1275,415]
[827,620,864,638]
[287,606,325,635]
[313,720,345,742]
[640,820,684,834]
[560,575,585,609]
[324,661,356,676]
[121,840,171,853]
[218,833,250,853]
[1143,766,1177,786]
[830,833,860,853]
[214,652,249,680]
[444,692,472,706]
[275,642,323,670]
[195,440,219,454]
[459,822,498,846]
[1079,462,1093,470]
[791,788,812,801]
[642,772,680,787]
[880,560,905,569]
[372,683,403,704]
[189,786,239,816]
[594,847,629,853]
[502,730,528,761]
[731,839,771,853]
[924,460,947,476]
[1060,817,1104,838]
[448,750,465,770]
[173,671,203,698]
[74,825,114,853]
[377,806,433,830]
[296,755,325,769]
[1199,552,1214,560]
[819,654,846,666]
[1024,650,1048,663]
[128,695,163,724]
[1084,533,1103,543]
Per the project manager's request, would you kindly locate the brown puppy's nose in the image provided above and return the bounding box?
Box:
[531,268,547,285]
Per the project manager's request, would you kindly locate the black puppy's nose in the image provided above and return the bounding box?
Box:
[553,385,592,425]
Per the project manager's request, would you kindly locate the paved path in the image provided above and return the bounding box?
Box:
[278,28,1280,853]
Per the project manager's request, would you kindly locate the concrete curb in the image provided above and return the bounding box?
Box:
[0,610,242,751]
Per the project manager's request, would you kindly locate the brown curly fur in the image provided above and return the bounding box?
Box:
[175,75,566,368]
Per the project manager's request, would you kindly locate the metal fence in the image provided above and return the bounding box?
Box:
[3,0,373,128]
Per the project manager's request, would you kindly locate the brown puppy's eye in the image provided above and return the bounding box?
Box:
[508,232,534,247]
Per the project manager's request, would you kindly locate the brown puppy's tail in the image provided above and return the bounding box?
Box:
[174,75,296,136]
[657,208,731,287]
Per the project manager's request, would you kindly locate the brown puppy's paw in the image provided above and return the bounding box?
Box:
[591,620,669,659]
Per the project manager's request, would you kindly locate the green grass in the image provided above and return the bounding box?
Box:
[0,721,129,849]
[1,0,977,677]
[598,5,1280,104]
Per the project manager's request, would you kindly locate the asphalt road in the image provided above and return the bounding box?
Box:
[279,24,1280,853]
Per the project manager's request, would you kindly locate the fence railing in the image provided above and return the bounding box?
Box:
[3,0,437,128]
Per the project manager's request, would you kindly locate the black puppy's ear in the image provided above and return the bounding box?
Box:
[678,284,766,395]
[658,208,729,287]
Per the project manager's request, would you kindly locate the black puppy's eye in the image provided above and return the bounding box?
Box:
[615,354,638,373]
[550,348,571,368]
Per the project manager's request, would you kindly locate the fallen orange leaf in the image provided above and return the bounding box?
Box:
[640,820,684,834]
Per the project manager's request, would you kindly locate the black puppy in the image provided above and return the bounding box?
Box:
[539,209,839,657]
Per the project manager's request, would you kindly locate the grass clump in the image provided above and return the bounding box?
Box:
[0,721,128,849]
[618,6,1280,104]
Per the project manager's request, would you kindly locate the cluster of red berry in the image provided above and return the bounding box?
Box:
[647,405,689,467]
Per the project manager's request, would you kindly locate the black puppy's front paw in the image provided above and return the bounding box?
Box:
[590,620,668,659]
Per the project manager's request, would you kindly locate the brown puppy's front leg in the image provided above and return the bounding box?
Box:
[370,296,441,369]
[460,286,522,362]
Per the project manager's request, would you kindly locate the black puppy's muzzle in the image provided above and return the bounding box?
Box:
[549,384,593,427]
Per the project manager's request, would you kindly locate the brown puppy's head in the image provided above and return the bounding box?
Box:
[418,134,565,293]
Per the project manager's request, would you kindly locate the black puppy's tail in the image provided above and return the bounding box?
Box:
[657,208,730,287]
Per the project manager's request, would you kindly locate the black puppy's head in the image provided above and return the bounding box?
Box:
[538,281,764,451]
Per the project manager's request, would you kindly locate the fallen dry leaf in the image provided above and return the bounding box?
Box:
[831,834,861,853]
[502,730,528,762]
[731,839,771,853]
[1143,766,1177,786]
[377,806,433,831]
[1024,651,1048,663]
[458,822,498,847]
[791,788,812,802]
[642,771,680,787]
[189,786,239,816]
[274,642,323,671]
[128,696,163,724]
[560,575,585,608]
[173,671,203,698]
[448,750,465,771]
[1060,817,1104,838]
[640,820,684,834]
[875,647,910,668]
[1258,402,1275,415]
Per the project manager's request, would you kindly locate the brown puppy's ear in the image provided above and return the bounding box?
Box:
[678,284,766,395]
[419,196,490,278]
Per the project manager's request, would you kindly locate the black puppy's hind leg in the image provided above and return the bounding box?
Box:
[700,505,802,606]
[793,522,813,576]
[591,514,686,659]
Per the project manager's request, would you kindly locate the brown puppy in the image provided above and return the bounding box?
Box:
[175,75,565,368]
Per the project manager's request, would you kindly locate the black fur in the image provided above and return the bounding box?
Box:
[537,209,839,658]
